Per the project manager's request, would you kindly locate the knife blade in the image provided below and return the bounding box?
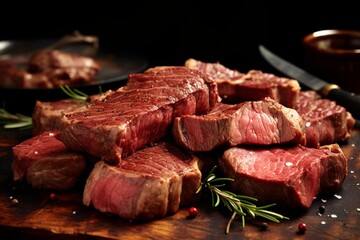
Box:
[259,45,360,119]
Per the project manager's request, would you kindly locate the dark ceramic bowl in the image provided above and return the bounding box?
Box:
[303,29,360,95]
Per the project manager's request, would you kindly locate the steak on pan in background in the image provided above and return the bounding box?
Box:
[60,66,220,164]
[0,50,100,89]
[185,58,300,108]
[172,98,305,152]
[12,131,87,190]
[294,90,356,148]
[219,143,347,209]
[83,142,202,221]
[27,49,100,87]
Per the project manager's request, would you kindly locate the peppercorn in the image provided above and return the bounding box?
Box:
[259,222,268,231]
[318,205,326,214]
[49,193,57,200]
[11,198,19,206]
[188,207,199,218]
[298,222,307,234]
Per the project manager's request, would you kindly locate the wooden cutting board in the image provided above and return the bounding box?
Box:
[0,127,359,240]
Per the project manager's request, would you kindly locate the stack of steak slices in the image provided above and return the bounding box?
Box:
[184,58,352,209]
[12,131,87,190]
[11,89,116,191]
[59,66,220,220]
[11,62,353,220]
[59,66,220,164]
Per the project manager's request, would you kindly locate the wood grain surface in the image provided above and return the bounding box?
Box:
[0,126,359,240]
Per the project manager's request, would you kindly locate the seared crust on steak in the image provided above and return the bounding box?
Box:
[60,66,220,164]
[32,99,87,135]
[295,90,355,148]
[185,58,300,108]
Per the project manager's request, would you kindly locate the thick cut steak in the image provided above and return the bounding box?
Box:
[219,144,348,209]
[295,90,356,148]
[60,66,220,164]
[83,142,202,221]
[12,131,87,190]
[32,99,87,135]
[185,58,300,108]
[32,90,114,135]
[172,98,305,152]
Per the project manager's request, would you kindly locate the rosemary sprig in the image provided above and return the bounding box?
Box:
[197,166,289,234]
[0,108,32,130]
[59,85,88,102]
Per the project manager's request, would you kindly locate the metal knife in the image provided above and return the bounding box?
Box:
[259,45,360,119]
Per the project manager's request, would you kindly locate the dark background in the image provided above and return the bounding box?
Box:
[1,1,359,78]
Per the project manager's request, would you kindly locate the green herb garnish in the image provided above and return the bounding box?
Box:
[197,166,289,234]
[59,85,88,102]
[0,108,32,130]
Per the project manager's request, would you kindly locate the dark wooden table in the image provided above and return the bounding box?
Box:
[0,126,359,240]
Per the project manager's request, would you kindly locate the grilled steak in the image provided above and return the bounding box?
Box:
[295,90,355,148]
[185,58,300,108]
[12,131,87,190]
[0,67,52,88]
[28,49,100,87]
[83,142,202,221]
[219,143,348,209]
[172,98,305,152]
[32,90,114,135]
[60,66,220,164]
[0,50,100,88]
[32,99,87,135]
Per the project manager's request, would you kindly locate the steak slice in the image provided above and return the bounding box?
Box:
[32,90,114,135]
[60,66,220,164]
[295,90,356,148]
[185,58,300,108]
[12,131,87,190]
[219,144,348,209]
[172,98,305,152]
[32,99,87,135]
[83,142,202,221]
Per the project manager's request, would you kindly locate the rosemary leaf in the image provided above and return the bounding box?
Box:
[0,108,32,130]
[198,165,289,233]
[59,85,88,102]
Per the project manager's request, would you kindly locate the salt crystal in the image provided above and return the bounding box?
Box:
[334,194,342,199]
[285,162,293,167]
[330,214,337,218]
[356,208,360,212]
[321,199,327,203]
[321,221,326,225]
